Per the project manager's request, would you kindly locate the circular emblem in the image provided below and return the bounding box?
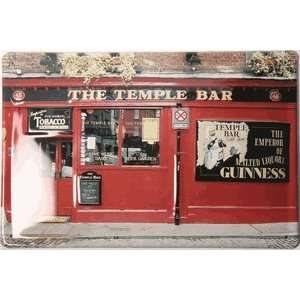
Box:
[269,89,281,102]
[175,109,187,121]
[12,90,26,102]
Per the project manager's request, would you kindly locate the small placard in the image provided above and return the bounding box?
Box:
[87,136,96,149]
[142,118,159,144]
[79,171,102,205]
[172,108,190,129]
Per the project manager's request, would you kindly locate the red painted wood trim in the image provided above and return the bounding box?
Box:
[72,210,173,223]
[3,77,297,88]
[3,101,178,108]
[181,207,298,224]
[3,101,297,109]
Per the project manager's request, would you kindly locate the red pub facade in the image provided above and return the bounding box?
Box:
[2,75,298,224]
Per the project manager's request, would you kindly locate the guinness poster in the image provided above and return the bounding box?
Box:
[196,121,290,182]
[29,108,72,131]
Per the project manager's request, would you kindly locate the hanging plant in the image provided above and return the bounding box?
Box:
[58,53,136,84]
[118,53,136,81]
[247,51,296,78]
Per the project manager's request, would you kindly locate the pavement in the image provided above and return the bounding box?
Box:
[1,222,299,249]
[18,222,300,238]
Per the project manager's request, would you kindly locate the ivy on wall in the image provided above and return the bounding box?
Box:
[247,51,296,78]
[56,53,136,83]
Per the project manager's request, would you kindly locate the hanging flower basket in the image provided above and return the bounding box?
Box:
[246,51,296,78]
[58,53,136,84]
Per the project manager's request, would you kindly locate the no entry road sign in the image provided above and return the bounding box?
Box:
[172,108,190,129]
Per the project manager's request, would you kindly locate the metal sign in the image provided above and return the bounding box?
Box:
[195,121,290,182]
[12,90,26,102]
[3,86,297,103]
[29,108,72,131]
[172,108,190,129]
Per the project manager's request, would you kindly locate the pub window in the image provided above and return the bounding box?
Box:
[39,139,56,177]
[133,109,139,120]
[61,141,73,178]
[81,109,120,165]
[122,109,160,165]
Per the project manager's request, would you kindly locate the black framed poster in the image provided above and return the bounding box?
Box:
[195,121,290,182]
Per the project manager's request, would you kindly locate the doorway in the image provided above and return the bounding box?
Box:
[74,107,176,223]
[38,138,73,216]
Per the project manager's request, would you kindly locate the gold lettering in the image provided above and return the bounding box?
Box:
[113,90,127,100]
[127,90,138,100]
[138,90,153,100]
[208,90,220,101]
[68,88,234,102]
[153,90,166,100]
[165,90,177,100]
[95,90,107,100]
[196,90,208,100]
[176,90,187,100]
[221,90,233,101]
[81,90,95,100]
[68,90,81,101]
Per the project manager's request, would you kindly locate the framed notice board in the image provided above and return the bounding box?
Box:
[79,171,102,205]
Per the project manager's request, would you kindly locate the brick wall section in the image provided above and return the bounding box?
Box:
[135,52,186,72]
[198,52,246,72]
[2,51,297,74]
[2,52,46,73]
[135,52,246,72]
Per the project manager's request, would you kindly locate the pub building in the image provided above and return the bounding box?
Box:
[2,69,298,224]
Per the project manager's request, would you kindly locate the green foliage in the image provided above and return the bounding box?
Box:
[58,53,136,83]
[247,51,296,78]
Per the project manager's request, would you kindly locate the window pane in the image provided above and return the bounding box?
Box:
[81,109,119,165]
[61,141,72,178]
[122,110,160,165]
[36,139,56,177]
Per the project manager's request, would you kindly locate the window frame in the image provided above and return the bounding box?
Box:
[79,108,162,168]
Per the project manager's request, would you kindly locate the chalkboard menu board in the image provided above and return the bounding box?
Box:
[79,171,102,205]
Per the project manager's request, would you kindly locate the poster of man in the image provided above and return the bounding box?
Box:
[196,121,289,182]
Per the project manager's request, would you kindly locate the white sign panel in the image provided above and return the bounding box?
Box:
[172,108,190,129]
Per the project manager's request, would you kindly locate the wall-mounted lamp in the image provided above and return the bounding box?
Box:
[186,52,201,72]
[16,69,23,75]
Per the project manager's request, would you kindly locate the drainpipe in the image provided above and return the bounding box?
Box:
[174,102,181,225]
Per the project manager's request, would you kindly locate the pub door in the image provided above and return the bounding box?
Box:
[75,108,176,223]
[39,138,73,217]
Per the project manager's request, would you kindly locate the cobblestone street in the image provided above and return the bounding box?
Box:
[1,234,299,249]
[1,222,299,249]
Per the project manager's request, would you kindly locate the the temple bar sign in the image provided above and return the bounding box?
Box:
[67,88,233,101]
[4,86,296,102]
